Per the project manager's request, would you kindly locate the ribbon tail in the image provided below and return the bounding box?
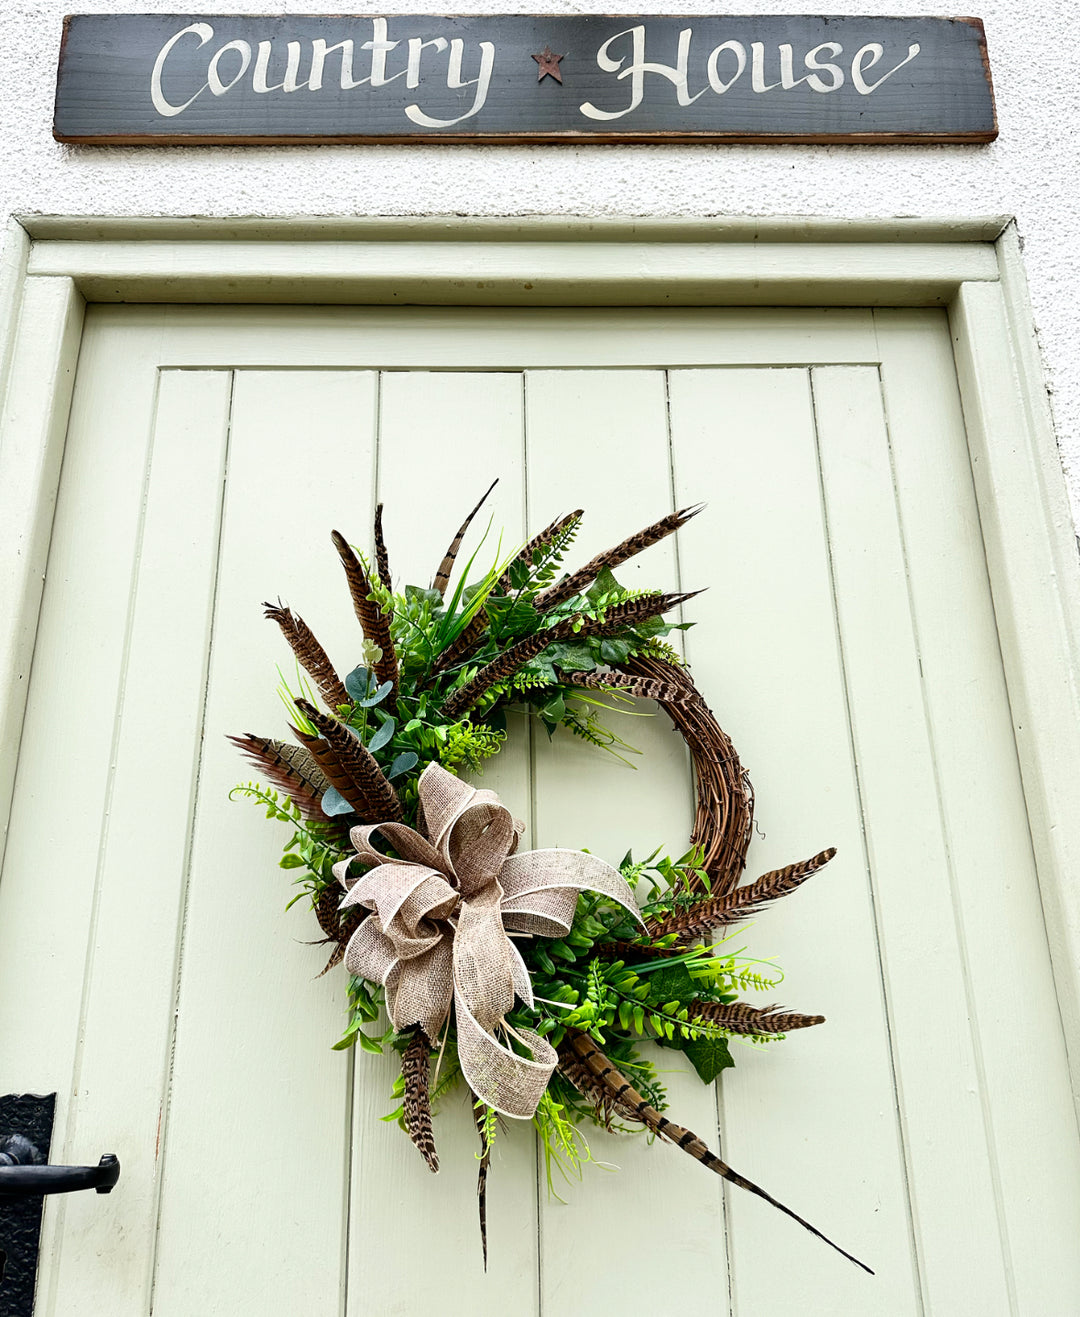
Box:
[454,986,556,1119]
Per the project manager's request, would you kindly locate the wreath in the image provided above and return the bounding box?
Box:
[230,484,870,1274]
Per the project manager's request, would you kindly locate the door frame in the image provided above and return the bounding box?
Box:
[2,213,1078,1116]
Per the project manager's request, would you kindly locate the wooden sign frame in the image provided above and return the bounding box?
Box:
[54,14,997,146]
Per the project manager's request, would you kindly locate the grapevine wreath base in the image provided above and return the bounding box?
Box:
[231,485,871,1274]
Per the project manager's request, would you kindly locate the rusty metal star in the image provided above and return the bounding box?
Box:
[532,45,564,83]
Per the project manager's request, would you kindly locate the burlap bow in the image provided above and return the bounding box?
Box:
[332,761,642,1118]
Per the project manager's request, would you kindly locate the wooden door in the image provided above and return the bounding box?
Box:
[2,304,1078,1316]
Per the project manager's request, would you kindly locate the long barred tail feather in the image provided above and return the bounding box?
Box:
[228,733,331,822]
[402,1030,439,1174]
[557,1052,641,1128]
[576,589,702,640]
[430,611,489,677]
[563,1030,873,1275]
[429,509,586,682]
[441,592,697,719]
[536,504,703,610]
[432,479,498,598]
[473,1101,491,1271]
[649,848,837,940]
[262,601,351,712]
[497,509,583,593]
[440,616,584,718]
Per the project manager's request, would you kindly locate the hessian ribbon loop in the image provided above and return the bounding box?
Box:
[331,761,642,1118]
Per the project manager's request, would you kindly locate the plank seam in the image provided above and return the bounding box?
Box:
[521,370,546,1317]
[871,345,1020,1314]
[807,366,928,1316]
[147,368,236,1316]
[665,366,735,1316]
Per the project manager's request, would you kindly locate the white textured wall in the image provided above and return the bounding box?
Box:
[2,0,1079,525]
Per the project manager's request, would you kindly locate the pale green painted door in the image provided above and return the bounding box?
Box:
[2,305,1078,1316]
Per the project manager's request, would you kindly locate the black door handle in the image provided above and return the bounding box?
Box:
[0,1134,120,1198]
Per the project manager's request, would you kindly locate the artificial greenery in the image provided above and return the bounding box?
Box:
[233,509,792,1162]
[228,492,866,1272]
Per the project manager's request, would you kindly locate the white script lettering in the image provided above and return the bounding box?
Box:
[580,28,921,118]
[851,42,921,95]
[149,17,493,127]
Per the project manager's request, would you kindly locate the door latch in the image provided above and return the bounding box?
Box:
[0,1138,120,1197]
[0,1093,120,1317]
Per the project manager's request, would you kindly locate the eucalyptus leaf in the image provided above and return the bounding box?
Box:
[368,717,396,752]
[388,751,419,779]
[321,786,355,817]
[541,693,567,723]
[344,665,372,702]
[360,679,394,708]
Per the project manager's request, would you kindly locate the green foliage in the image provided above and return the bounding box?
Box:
[534,1089,603,1200]
[228,782,346,907]
[474,1099,499,1159]
[332,977,388,1053]
[233,512,795,1181]
[683,1035,736,1085]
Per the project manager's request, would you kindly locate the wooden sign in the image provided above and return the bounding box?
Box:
[54,14,997,145]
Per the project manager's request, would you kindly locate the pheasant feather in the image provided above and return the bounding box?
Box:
[560,668,693,703]
[314,885,363,976]
[496,509,583,593]
[562,1029,872,1274]
[473,1100,491,1271]
[649,848,837,940]
[289,726,369,817]
[440,616,585,718]
[536,504,703,610]
[430,611,489,676]
[227,734,331,821]
[373,503,392,592]
[295,699,402,822]
[441,592,698,719]
[431,479,498,598]
[401,1030,439,1174]
[263,601,350,713]
[690,1000,826,1035]
[330,530,399,710]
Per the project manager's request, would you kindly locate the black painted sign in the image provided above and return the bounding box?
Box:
[54,14,997,145]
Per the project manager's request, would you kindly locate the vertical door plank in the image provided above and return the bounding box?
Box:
[525,369,727,1317]
[152,371,379,1316]
[44,371,233,1317]
[350,371,539,1317]
[0,276,84,850]
[0,315,164,1308]
[813,364,1008,1311]
[669,368,916,1313]
[876,310,1080,1310]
